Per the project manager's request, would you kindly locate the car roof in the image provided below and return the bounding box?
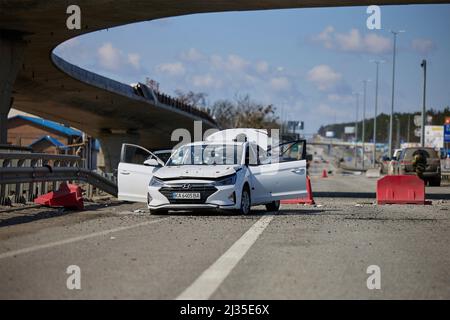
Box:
[182,141,245,147]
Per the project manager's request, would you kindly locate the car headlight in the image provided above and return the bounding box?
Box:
[149,176,165,187]
[213,174,237,186]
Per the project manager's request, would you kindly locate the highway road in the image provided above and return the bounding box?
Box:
[0,170,449,300]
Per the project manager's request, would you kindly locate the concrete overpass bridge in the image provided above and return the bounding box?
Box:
[1,0,448,171]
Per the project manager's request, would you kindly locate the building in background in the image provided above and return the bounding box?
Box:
[7,115,101,170]
[7,115,82,151]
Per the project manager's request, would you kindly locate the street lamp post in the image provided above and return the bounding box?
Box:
[362,80,370,170]
[420,59,427,147]
[354,92,360,168]
[371,60,384,168]
[388,30,404,158]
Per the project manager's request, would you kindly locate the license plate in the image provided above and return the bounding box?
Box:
[172,192,201,200]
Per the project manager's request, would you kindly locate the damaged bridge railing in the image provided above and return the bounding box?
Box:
[0,153,118,206]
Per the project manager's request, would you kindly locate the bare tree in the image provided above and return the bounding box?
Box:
[209,95,280,129]
[175,90,208,109]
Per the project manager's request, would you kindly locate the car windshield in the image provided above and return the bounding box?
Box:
[402,148,438,160]
[167,144,243,166]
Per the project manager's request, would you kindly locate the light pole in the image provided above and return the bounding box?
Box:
[362,79,370,170]
[420,59,427,147]
[388,30,405,158]
[353,92,360,168]
[371,60,385,168]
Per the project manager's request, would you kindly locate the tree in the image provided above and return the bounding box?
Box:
[175,90,208,109]
[208,95,280,129]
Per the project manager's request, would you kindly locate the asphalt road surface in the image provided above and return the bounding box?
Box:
[0,173,449,300]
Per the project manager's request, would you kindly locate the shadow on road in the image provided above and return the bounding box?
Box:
[313,191,450,200]
[151,208,334,218]
[0,201,125,228]
[314,192,376,198]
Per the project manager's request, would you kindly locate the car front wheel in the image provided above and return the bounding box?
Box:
[238,188,251,215]
[429,176,441,187]
[266,200,281,212]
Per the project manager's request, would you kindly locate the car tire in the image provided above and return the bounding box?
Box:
[265,201,280,212]
[429,177,441,187]
[149,209,168,215]
[237,187,251,215]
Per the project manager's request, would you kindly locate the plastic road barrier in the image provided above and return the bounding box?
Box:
[377,175,428,205]
[34,182,84,210]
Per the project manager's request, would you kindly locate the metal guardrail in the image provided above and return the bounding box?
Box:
[0,153,117,205]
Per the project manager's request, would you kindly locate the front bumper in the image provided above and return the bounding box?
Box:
[147,184,239,211]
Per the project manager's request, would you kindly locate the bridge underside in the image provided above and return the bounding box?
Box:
[1,0,448,171]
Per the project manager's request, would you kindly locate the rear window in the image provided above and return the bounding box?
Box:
[401,148,439,160]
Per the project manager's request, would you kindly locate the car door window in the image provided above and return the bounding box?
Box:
[121,144,163,166]
[118,144,162,203]
[267,140,306,163]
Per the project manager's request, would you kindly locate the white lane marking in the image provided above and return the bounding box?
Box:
[0,218,168,260]
[176,215,274,300]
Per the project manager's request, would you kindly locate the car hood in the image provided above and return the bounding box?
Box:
[154,165,241,180]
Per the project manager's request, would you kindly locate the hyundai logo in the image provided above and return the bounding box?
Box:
[182,184,191,190]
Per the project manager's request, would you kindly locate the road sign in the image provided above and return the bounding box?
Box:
[325,131,335,138]
[345,126,355,134]
[425,126,444,149]
[414,115,433,127]
[414,128,422,137]
[444,124,450,143]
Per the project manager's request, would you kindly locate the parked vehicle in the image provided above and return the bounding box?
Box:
[394,147,442,186]
[117,129,308,214]
[387,149,403,175]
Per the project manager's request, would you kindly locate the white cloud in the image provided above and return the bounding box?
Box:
[255,60,269,74]
[364,33,392,54]
[317,103,336,116]
[327,93,353,103]
[181,48,204,62]
[411,38,436,55]
[127,53,141,69]
[270,77,291,92]
[96,42,142,72]
[227,54,249,72]
[210,54,224,69]
[307,65,342,91]
[192,74,222,88]
[335,29,363,52]
[313,27,392,54]
[156,62,186,76]
[312,26,335,49]
[98,43,121,70]
[208,53,249,72]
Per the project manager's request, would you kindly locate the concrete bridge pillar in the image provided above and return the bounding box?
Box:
[98,132,140,173]
[0,33,26,144]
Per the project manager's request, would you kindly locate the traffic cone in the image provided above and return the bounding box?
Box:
[281,176,315,205]
[322,169,328,178]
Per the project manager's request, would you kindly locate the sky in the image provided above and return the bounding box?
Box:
[54,4,450,134]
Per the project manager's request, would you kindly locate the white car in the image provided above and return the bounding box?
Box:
[117,131,307,214]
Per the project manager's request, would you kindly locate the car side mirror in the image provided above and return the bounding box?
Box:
[144,158,161,167]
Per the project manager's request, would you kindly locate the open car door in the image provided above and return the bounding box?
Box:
[118,144,164,202]
[249,140,307,203]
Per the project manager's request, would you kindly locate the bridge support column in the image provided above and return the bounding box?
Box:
[0,33,26,144]
[98,133,140,173]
